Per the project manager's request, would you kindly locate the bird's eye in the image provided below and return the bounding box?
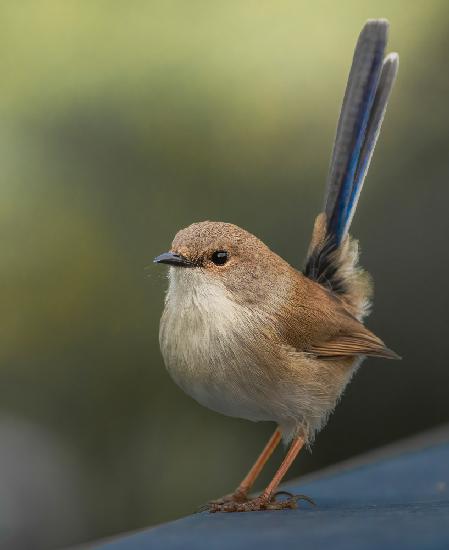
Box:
[211,250,229,266]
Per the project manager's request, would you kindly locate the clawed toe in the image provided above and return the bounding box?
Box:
[198,490,249,512]
[209,496,267,513]
[208,491,315,512]
[273,490,316,507]
[196,502,211,513]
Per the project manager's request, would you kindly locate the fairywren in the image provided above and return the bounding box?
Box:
[155,19,399,512]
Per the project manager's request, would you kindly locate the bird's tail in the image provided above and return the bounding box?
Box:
[304,19,398,319]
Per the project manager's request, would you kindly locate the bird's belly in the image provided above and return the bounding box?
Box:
[171,361,269,422]
[159,302,274,422]
[162,336,272,422]
[158,269,361,440]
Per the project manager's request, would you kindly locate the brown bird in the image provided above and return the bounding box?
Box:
[154,19,399,512]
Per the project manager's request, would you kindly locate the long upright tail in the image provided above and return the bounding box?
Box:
[325,20,398,244]
[304,20,398,318]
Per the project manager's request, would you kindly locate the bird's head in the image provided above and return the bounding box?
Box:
[154,221,291,306]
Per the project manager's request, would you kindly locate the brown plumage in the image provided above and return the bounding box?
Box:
[159,219,397,443]
[154,20,399,512]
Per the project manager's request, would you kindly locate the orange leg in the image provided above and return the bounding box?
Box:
[260,435,304,501]
[235,427,282,497]
[209,427,281,505]
[210,435,309,512]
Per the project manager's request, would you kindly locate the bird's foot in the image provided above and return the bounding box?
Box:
[212,488,249,505]
[197,488,249,512]
[208,491,315,513]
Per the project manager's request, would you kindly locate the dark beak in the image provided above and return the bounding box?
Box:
[153,251,193,268]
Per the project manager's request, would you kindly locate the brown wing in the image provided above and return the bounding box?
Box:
[307,332,400,360]
[277,270,399,360]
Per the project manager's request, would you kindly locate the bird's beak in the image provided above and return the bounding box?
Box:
[153,251,193,268]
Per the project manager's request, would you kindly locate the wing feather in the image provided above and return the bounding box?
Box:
[307,332,400,360]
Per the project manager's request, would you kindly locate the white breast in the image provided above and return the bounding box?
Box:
[159,267,275,422]
[158,267,363,443]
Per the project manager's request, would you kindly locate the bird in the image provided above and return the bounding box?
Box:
[154,19,399,512]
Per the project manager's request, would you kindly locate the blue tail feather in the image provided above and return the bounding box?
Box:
[341,53,399,237]
[323,20,398,246]
[305,20,398,299]
[328,49,383,242]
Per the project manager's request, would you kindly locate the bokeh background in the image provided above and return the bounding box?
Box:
[2,1,449,548]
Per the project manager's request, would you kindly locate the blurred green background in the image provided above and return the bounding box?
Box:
[1,1,448,548]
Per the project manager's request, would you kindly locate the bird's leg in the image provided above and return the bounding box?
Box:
[234,427,282,500]
[210,435,311,512]
[258,435,314,509]
[208,427,281,506]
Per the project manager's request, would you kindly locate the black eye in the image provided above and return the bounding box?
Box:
[211,250,229,266]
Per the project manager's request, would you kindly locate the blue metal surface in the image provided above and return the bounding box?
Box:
[95,437,449,550]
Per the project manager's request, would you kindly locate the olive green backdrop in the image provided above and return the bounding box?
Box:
[1,2,448,548]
